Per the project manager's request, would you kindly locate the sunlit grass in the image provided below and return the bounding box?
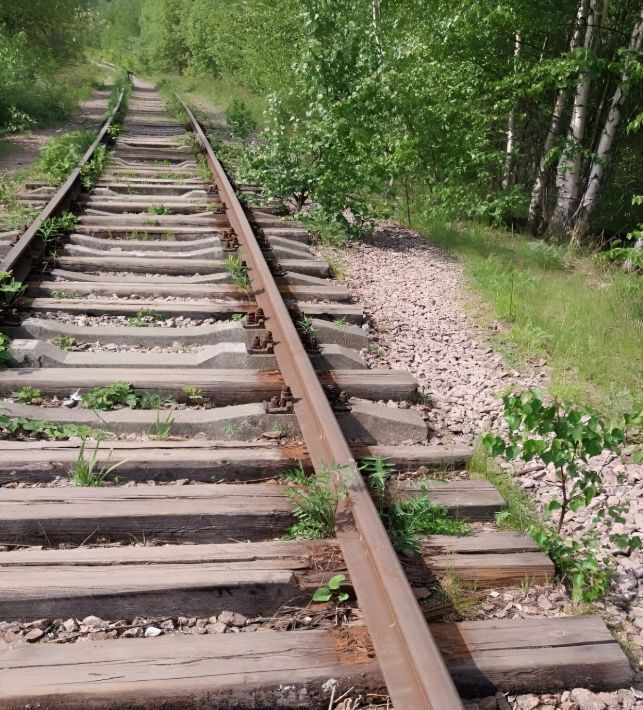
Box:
[150,73,266,128]
[410,213,642,416]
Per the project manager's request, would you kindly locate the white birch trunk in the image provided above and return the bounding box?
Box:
[528,0,590,228]
[502,32,522,190]
[548,0,601,234]
[572,8,643,239]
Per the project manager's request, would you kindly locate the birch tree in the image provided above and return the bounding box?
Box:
[528,0,589,230]
[572,8,643,240]
[547,0,602,235]
[502,31,522,190]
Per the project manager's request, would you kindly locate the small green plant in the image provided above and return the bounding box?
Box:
[107,124,121,138]
[52,334,76,350]
[297,315,317,337]
[139,391,175,409]
[312,574,349,603]
[223,253,250,290]
[82,382,139,410]
[222,419,238,439]
[36,212,77,249]
[360,456,469,554]
[196,154,211,181]
[183,386,206,405]
[68,440,124,486]
[127,308,166,327]
[483,390,642,602]
[11,386,44,404]
[147,204,171,215]
[143,217,160,226]
[80,144,108,189]
[148,410,175,440]
[281,463,346,539]
[231,313,246,321]
[0,333,11,366]
[0,271,24,305]
[332,317,349,329]
[0,414,104,441]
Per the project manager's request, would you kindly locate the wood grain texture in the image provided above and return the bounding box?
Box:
[0,540,329,619]
[0,618,631,707]
[0,483,294,545]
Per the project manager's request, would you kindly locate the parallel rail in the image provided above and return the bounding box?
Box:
[0,78,632,709]
[181,97,463,710]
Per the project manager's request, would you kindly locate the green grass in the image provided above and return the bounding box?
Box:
[151,73,266,129]
[408,213,642,416]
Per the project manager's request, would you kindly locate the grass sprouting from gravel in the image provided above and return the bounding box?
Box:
[410,214,642,417]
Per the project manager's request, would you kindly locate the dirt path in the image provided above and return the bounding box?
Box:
[0,80,114,179]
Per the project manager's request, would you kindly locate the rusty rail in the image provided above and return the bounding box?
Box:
[1,86,126,280]
[178,96,464,710]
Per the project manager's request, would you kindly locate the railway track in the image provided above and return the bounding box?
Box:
[0,78,633,709]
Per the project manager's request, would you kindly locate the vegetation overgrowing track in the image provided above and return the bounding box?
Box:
[0,78,634,709]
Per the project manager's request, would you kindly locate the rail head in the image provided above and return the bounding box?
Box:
[0,86,126,280]
[177,94,464,710]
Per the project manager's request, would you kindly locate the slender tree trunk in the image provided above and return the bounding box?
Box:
[502,32,522,190]
[547,0,601,236]
[571,8,643,241]
[528,0,589,230]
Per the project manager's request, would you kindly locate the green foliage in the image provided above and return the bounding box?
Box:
[147,203,171,215]
[34,131,94,185]
[0,12,103,135]
[0,414,104,441]
[11,386,44,404]
[68,440,124,487]
[312,574,349,604]
[0,271,24,306]
[52,335,76,350]
[227,99,256,139]
[148,410,175,440]
[360,456,469,555]
[80,144,108,190]
[81,382,177,411]
[297,315,316,338]
[127,308,166,327]
[415,215,643,414]
[223,253,250,290]
[281,463,345,540]
[0,333,11,367]
[483,391,642,602]
[36,212,77,250]
[82,382,139,410]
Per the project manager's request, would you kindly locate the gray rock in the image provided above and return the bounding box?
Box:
[570,688,606,710]
[515,695,539,710]
[144,626,163,638]
[25,628,44,642]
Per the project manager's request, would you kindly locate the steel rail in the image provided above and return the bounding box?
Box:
[179,95,464,710]
[1,87,126,280]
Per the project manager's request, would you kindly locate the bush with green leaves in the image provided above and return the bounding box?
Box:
[227,99,256,139]
[34,131,95,186]
[483,390,642,602]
